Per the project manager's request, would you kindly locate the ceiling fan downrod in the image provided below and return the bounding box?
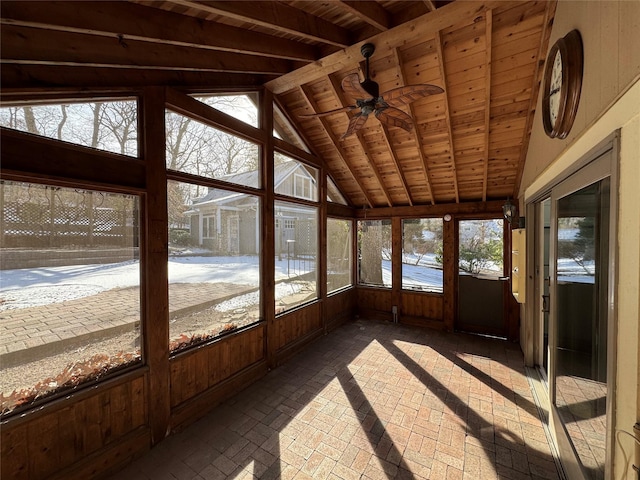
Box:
[359,43,379,98]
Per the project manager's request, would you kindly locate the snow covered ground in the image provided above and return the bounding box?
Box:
[0,252,594,311]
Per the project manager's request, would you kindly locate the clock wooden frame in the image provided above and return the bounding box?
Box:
[542,29,583,139]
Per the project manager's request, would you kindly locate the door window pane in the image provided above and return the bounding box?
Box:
[554,179,610,480]
[357,220,391,288]
[327,218,352,293]
[402,218,443,293]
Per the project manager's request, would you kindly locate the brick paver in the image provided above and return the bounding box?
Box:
[0,282,252,359]
[107,320,561,480]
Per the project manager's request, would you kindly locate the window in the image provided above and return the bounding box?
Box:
[0,181,141,416]
[193,93,258,128]
[294,174,313,200]
[168,180,260,353]
[327,218,352,293]
[0,100,138,156]
[274,152,318,201]
[327,176,348,205]
[202,216,216,239]
[402,218,444,293]
[357,220,391,288]
[273,102,311,153]
[165,110,260,189]
[458,219,503,275]
[275,200,317,313]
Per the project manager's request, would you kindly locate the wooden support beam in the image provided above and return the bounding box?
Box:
[299,85,374,208]
[435,30,460,203]
[0,64,269,92]
[337,1,391,31]
[0,1,317,62]
[172,0,351,48]
[392,47,434,205]
[141,86,170,445]
[1,24,299,74]
[261,88,277,369]
[482,10,493,202]
[442,216,456,332]
[379,124,414,206]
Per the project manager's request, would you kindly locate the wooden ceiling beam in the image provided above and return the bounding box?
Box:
[393,47,435,205]
[0,1,318,62]
[327,75,393,207]
[1,25,298,74]
[299,84,374,208]
[435,30,460,204]
[482,10,493,202]
[173,0,351,48]
[378,124,414,206]
[266,1,510,94]
[336,1,391,31]
[0,64,268,93]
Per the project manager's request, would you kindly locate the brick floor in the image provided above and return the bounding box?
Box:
[107,320,560,480]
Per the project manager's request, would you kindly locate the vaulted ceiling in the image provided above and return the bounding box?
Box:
[1,0,555,208]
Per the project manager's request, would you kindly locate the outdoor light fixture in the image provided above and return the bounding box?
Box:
[503,198,517,224]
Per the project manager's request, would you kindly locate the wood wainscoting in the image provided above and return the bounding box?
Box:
[1,371,149,480]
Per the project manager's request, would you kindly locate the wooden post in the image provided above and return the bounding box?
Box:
[443,216,456,331]
[261,89,276,368]
[319,171,327,333]
[391,216,402,323]
[141,87,170,444]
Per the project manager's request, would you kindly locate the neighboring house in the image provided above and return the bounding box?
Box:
[187,162,318,256]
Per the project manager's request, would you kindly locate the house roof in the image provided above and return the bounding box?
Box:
[1,1,555,209]
[192,161,314,206]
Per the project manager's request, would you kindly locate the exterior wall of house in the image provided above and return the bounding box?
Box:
[520,2,640,478]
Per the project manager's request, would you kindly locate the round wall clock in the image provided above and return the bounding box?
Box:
[541,29,583,139]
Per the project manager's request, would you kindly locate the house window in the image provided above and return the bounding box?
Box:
[327,218,352,293]
[357,220,392,288]
[202,216,216,239]
[0,180,141,417]
[294,174,312,200]
[402,218,444,293]
[168,180,260,353]
[275,200,317,313]
[0,99,138,157]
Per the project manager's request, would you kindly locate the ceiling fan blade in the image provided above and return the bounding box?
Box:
[382,84,444,107]
[375,106,414,132]
[341,112,369,139]
[341,73,374,101]
[298,105,357,118]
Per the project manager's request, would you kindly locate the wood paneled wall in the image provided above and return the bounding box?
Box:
[169,325,265,409]
[326,288,356,332]
[401,292,444,328]
[1,372,149,480]
[357,287,393,321]
[274,302,322,355]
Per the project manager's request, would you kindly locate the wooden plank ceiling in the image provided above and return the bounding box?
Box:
[0,0,555,208]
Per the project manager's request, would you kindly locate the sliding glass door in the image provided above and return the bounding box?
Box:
[547,149,615,480]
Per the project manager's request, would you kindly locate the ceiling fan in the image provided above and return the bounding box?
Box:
[301,43,444,138]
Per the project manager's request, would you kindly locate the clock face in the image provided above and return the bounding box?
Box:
[549,50,563,127]
[542,30,583,139]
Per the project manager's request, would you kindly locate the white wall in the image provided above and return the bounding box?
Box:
[520,1,640,479]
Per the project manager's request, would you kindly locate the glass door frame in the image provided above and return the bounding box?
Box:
[531,142,618,480]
